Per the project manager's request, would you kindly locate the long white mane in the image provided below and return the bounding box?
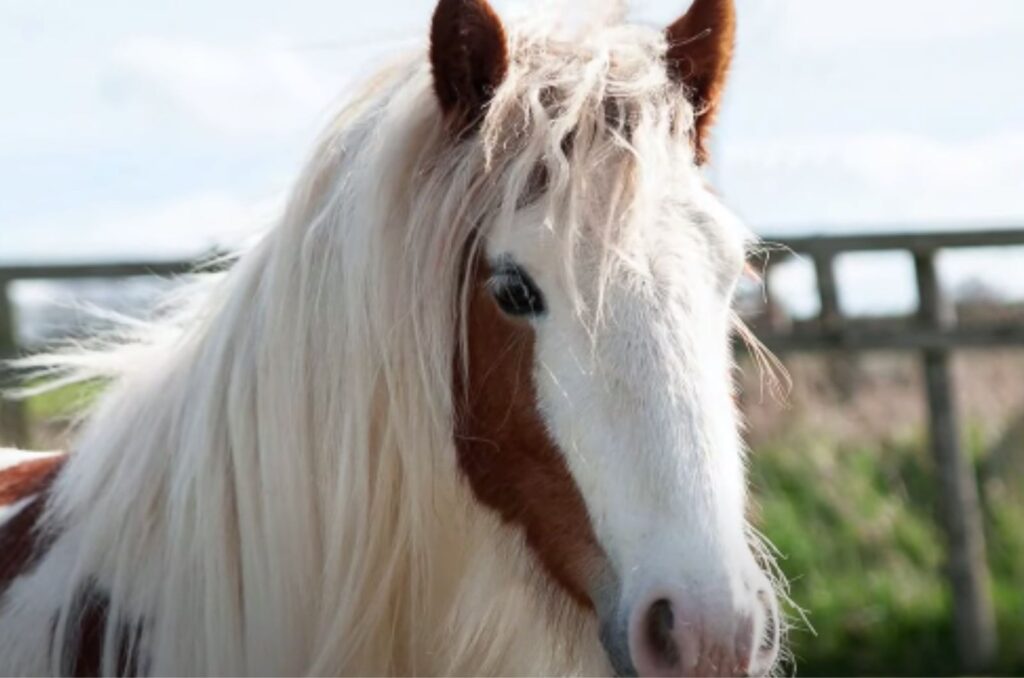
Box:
[3,18,715,676]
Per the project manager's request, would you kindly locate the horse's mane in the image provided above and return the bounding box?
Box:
[9,18,712,675]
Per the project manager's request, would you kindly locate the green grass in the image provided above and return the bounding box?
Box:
[752,430,1024,676]
[24,379,106,424]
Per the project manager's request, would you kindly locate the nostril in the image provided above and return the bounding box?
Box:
[624,589,774,677]
[645,599,681,669]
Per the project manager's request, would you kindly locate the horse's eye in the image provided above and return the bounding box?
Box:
[489,261,546,317]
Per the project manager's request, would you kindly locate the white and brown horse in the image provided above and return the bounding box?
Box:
[0,0,784,674]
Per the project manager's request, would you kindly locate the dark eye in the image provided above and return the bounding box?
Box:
[489,260,546,317]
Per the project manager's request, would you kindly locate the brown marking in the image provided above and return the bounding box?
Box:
[0,455,65,595]
[665,0,736,164]
[71,592,108,677]
[0,458,142,676]
[0,455,65,506]
[57,583,144,677]
[0,457,69,672]
[453,259,604,608]
[429,0,509,136]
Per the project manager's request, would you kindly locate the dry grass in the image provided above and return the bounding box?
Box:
[738,349,1024,449]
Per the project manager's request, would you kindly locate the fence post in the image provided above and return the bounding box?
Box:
[813,251,864,398]
[813,252,841,332]
[914,250,996,672]
[0,277,29,447]
[760,261,791,333]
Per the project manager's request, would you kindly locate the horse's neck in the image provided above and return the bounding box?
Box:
[13,357,591,673]
[314,491,605,675]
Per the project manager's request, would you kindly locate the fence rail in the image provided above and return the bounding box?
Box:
[3,227,1024,672]
[0,260,207,449]
[768,225,1024,255]
[0,260,198,281]
[754,227,1024,355]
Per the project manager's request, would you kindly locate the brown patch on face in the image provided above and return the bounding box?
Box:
[453,258,604,608]
[0,455,65,595]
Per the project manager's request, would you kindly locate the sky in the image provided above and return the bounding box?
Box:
[2,0,1024,315]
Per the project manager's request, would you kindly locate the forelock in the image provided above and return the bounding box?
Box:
[467,21,703,316]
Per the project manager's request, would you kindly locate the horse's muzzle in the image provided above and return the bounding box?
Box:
[599,577,780,677]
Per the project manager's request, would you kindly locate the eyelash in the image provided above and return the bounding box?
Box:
[489,261,546,317]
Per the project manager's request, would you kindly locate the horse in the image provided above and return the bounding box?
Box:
[0,0,785,674]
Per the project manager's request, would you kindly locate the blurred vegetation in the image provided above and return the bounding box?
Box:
[24,379,106,425]
[15,382,1024,676]
[752,426,1024,676]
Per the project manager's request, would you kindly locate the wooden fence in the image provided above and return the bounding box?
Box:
[0,260,196,448]
[2,228,1024,671]
[752,227,1024,672]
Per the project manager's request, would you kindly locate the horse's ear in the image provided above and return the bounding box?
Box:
[430,0,509,136]
[665,0,736,164]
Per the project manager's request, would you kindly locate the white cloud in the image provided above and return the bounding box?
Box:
[4,191,283,263]
[104,37,342,140]
[769,0,1024,50]
[719,132,1024,230]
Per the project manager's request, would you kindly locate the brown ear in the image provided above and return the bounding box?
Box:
[665,0,736,164]
[430,0,509,136]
